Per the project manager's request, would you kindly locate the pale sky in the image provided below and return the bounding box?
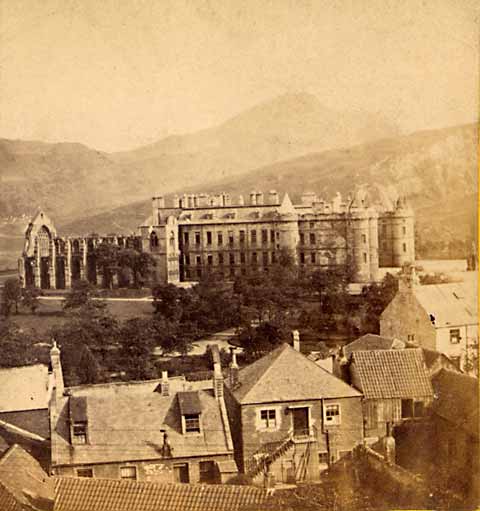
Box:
[0,0,478,152]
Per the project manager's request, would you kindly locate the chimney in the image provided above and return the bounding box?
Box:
[173,194,180,208]
[50,340,64,399]
[256,192,264,205]
[292,330,300,352]
[250,191,257,206]
[160,371,169,396]
[229,348,239,388]
[238,194,245,206]
[269,190,279,205]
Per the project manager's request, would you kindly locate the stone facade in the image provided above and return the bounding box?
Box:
[19,190,415,289]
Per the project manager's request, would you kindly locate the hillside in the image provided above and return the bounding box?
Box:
[0,92,398,226]
[62,124,478,257]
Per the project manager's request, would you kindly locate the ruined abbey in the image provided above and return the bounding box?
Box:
[19,190,415,289]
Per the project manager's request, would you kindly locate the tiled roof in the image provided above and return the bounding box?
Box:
[343,334,405,358]
[0,444,54,510]
[0,364,50,413]
[54,477,267,511]
[432,369,479,438]
[351,349,433,399]
[230,344,361,404]
[413,280,477,328]
[52,377,232,467]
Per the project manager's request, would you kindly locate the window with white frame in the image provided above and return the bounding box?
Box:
[72,422,88,444]
[260,409,277,429]
[450,329,461,344]
[323,404,341,426]
[76,468,93,478]
[120,466,137,480]
[184,414,201,433]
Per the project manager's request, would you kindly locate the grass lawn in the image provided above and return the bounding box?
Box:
[5,298,154,337]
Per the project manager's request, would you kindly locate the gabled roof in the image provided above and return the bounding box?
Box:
[351,349,433,399]
[54,477,267,511]
[413,280,477,328]
[230,344,361,405]
[432,369,479,438]
[0,444,53,511]
[0,365,50,413]
[52,377,233,467]
[343,334,405,359]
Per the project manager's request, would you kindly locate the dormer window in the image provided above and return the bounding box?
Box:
[184,414,201,433]
[178,391,202,435]
[69,396,88,445]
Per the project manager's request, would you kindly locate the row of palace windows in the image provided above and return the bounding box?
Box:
[182,229,277,246]
[183,251,277,267]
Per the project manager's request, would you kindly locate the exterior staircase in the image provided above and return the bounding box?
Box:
[245,434,295,480]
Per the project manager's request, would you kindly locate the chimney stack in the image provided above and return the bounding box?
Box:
[238,194,245,206]
[213,362,223,399]
[256,192,264,205]
[250,191,257,206]
[50,340,64,399]
[160,371,169,396]
[292,330,300,352]
[229,348,239,388]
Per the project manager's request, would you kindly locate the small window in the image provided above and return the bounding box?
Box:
[362,234,367,244]
[229,253,235,265]
[311,252,316,264]
[240,252,246,264]
[229,267,235,277]
[207,255,213,266]
[72,422,87,444]
[450,329,461,344]
[185,414,201,433]
[262,230,268,243]
[150,231,159,249]
[228,231,234,245]
[363,252,368,263]
[402,243,407,253]
[402,226,406,235]
[262,252,269,265]
[120,466,137,480]
[199,460,216,483]
[195,232,201,245]
[318,452,329,465]
[260,409,276,429]
[252,252,258,264]
[218,253,224,265]
[407,334,415,342]
[77,468,93,478]
[324,404,340,425]
[300,253,305,264]
[401,399,414,418]
[185,255,190,266]
[271,252,276,264]
[251,230,257,244]
[218,233,223,246]
[270,230,275,243]
[206,232,212,245]
[310,233,316,245]
[300,233,305,245]
[309,221,315,229]
[196,268,202,278]
[196,256,201,266]
[239,230,246,244]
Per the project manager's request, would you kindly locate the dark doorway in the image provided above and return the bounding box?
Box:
[40,257,50,289]
[56,258,66,289]
[199,461,216,483]
[173,464,189,483]
[71,257,81,282]
[25,259,35,287]
[292,407,309,437]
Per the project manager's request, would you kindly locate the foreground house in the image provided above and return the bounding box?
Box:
[342,348,433,440]
[224,343,363,485]
[380,276,478,373]
[431,369,479,505]
[0,444,53,511]
[49,343,237,483]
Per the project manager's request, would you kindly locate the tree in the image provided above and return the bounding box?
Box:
[152,283,190,320]
[21,287,41,314]
[0,321,38,367]
[118,249,156,288]
[361,273,398,333]
[118,318,156,380]
[95,242,120,289]
[63,279,103,310]
[2,278,22,316]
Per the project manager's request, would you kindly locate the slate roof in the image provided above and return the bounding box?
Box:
[230,344,361,405]
[432,369,479,438]
[0,364,50,413]
[0,444,54,511]
[343,334,405,359]
[413,280,478,328]
[351,348,433,399]
[54,477,267,511]
[52,377,233,467]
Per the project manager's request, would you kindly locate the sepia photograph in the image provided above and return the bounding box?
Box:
[0,1,478,510]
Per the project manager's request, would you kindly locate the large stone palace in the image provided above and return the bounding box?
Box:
[19,189,414,289]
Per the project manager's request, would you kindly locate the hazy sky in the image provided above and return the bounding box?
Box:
[0,0,478,152]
